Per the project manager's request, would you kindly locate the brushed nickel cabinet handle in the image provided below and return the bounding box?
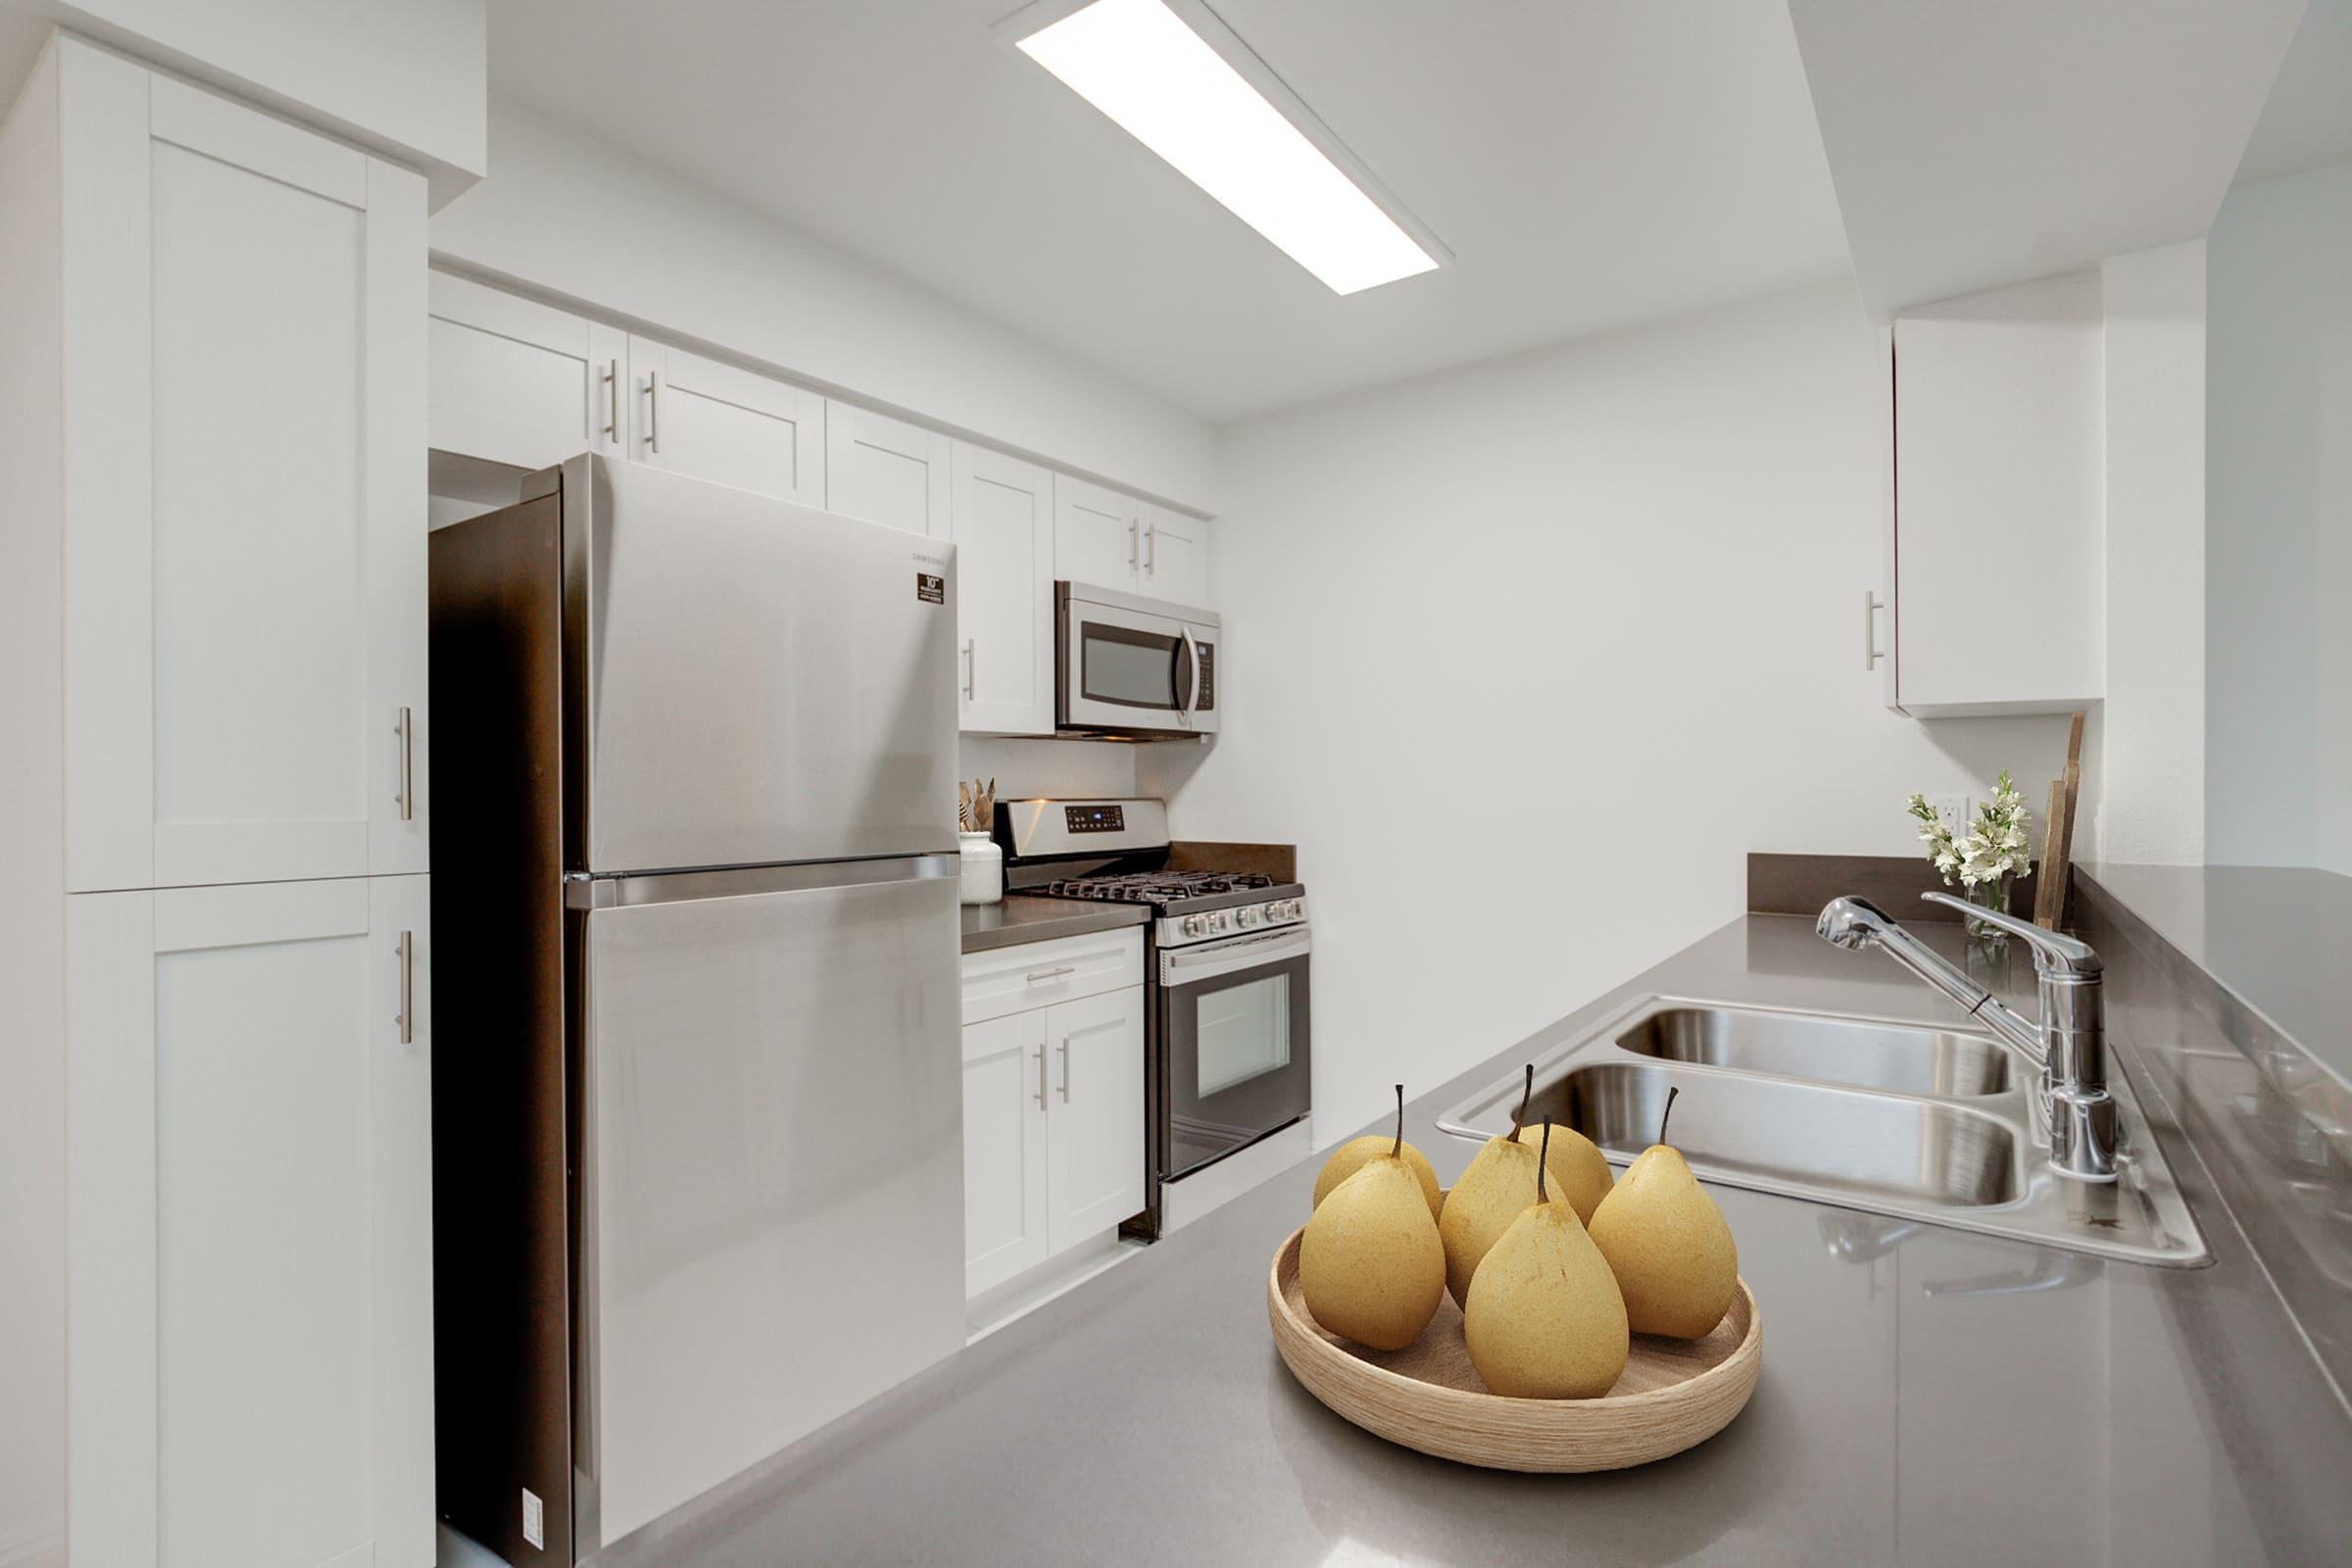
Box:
[1057,1039,1071,1102]
[1128,518,1139,572]
[394,930,415,1045]
[962,638,977,701]
[1146,521,1156,574]
[1025,964,1077,984]
[394,706,414,821]
[1865,590,1886,670]
[1034,1045,1047,1110]
[647,369,662,455]
[602,359,617,443]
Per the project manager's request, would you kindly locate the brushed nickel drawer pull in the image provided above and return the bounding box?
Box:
[1025,963,1077,985]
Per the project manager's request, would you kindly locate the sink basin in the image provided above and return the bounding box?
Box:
[1541,1060,2020,1206]
[1615,1003,2010,1096]
[1437,995,2209,1266]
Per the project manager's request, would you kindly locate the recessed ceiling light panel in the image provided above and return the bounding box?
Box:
[1009,0,1444,295]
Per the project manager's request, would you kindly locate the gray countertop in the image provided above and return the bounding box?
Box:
[610,914,2352,1567]
[960,894,1151,954]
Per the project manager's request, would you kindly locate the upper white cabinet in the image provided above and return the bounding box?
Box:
[825,401,953,537]
[631,337,824,505]
[68,876,433,1568]
[428,270,627,468]
[1138,501,1208,607]
[952,443,1056,735]
[1053,479,1213,607]
[1887,271,2104,716]
[55,45,427,891]
[1054,473,1140,589]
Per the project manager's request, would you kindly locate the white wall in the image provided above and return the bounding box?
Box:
[2092,239,2207,864]
[432,99,1219,514]
[958,736,1137,809]
[18,0,484,200]
[1146,281,2077,1143]
[2207,162,2352,874]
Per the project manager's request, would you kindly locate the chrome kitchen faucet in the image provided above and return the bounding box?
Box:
[1816,894,2119,1181]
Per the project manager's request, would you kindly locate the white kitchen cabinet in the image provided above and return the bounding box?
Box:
[825,401,953,537]
[962,1007,1053,1297]
[1053,479,1213,609]
[1138,501,1209,607]
[960,932,1146,1298]
[49,46,428,891]
[631,337,824,505]
[1044,984,1149,1250]
[67,875,433,1568]
[1886,271,2104,715]
[428,269,628,469]
[951,442,1056,734]
[1054,472,1140,589]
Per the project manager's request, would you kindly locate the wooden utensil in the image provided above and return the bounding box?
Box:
[1267,1216,1761,1472]
[2034,710,2085,929]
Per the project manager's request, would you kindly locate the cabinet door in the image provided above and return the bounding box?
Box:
[963,1009,1052,1297]
[428,270,627,468]
[67,875,433,1568]
[950,443,1055,734]
[825,401,952,537]
[1140,502,1210,608]
[1046,985,1147,1253]
[1053,473,1138,590]
[62,53,427,889]
[632,337,824,505]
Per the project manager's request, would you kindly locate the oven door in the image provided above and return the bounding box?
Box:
[1058,586,1219,737]
[1156,925,1309,1179]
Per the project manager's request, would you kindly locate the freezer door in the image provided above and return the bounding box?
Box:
[572,857,962,1549]
[559,454,959,872]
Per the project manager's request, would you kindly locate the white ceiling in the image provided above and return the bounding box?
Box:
[1788,0,2308,318]
[485,0,1853,423]
[2235,0,2352,186]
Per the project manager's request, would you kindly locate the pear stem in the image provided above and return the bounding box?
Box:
[1537,1119,1552,1204]
[1511,1062,1533,1137]
[1658,1085,1680,1148]
[1392,1083,1404,1159]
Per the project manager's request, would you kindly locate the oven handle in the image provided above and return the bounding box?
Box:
[1159,926,1310,988]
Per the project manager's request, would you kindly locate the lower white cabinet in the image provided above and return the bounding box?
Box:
[960,934,1146,1298]
[67,875,433,1568]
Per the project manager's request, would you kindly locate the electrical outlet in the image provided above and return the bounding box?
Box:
[1927,794,1969,836]
[522,1489,544,1550]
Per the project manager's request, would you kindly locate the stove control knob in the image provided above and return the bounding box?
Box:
[1276,900,1299,921]
[1210,910,1233,934]
[1236,906,1263,929]
[1181,914,1207,938]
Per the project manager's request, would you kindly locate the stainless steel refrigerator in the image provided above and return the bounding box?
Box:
[428,455,964,1563]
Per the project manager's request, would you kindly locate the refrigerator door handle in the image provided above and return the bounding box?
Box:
[564,854,958,909]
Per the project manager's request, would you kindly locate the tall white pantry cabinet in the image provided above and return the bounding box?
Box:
[0,36,434,1568]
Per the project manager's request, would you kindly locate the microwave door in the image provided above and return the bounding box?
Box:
[1061,593,1217,736]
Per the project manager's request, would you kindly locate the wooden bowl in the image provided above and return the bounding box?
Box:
[1267,1221,1761,1472]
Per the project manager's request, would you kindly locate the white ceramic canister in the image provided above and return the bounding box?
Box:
[958,831,1004,906]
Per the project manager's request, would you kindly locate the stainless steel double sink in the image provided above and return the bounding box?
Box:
[1437,997,2209,1265]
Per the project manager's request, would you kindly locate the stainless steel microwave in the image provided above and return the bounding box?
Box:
[1055,582,1220,740]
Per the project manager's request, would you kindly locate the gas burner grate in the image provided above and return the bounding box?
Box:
[1043,870,1276,904]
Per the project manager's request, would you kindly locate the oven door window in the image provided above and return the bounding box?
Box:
[1080,619,1180,710]
[1197,971,1292,1095]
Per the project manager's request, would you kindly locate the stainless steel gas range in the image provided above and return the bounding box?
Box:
[996,799,1309,1237]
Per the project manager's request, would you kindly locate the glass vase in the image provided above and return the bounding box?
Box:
[1965,875,2013,943]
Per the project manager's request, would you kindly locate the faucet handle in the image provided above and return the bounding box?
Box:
[1921,892,2100,976]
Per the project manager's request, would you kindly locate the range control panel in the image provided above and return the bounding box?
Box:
[1156,896,1307,949]
[1063,804,1126,834]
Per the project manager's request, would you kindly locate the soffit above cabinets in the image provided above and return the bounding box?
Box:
[483,0,1851,422]
[1788,0,2307,318]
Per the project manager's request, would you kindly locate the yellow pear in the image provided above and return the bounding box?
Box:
[1462,1121,1630,1398]
[1501,1120,1612,1224]
[1587,1087,1739,1339]
[1315,1133,1441,1221]
[1438,1065,1611,1305]
[1298,1086,1446,1350]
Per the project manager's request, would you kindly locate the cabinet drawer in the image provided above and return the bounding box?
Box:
[961,927,1142,1025]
